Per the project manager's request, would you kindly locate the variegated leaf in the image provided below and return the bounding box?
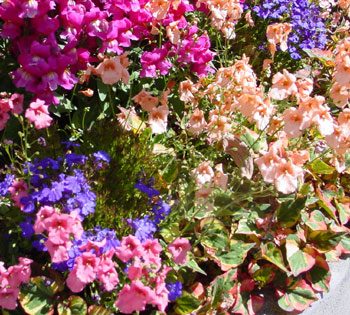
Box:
[57,296,87,315]
[306,256,331,293]
[261,242,289,273]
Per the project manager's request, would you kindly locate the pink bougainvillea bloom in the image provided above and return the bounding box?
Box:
[168,238,191,264]
[115,280,156,314]
[25,99,52,129]
[148,104,169,134]
[115,235,144,262]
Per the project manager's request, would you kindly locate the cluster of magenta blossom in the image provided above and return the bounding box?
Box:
[0,0,215,114]
[251,0,327,59]
[129,176,171,242]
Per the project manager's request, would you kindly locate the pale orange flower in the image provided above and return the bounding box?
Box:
[147,0,171,20]
[148,104,169,134]
[274,159,304,195]
[166,20,181,44]
[117,107,146,132]
[192,161,214,187]
[179,79,199,103]
[266,23,292,57]
[283,107,311,138]
[132,89,159,112]
[187,108,207,135]
[295,78,313,101]
[330,81,350,108]
[214,163,228,190]
[94,56,129,85]
[269,69,298,100]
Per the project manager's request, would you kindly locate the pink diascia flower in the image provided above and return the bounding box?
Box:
[168,238,191,264]
[115,280,156,314]
[25,99,52,129]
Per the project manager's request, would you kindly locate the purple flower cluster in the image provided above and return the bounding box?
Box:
[129,176,171,242]
[166,281,183,300]
[252,0,326,59]
[0,174,15,196]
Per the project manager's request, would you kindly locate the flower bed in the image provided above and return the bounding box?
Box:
[1,0,350,314]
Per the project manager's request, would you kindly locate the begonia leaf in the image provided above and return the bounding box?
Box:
[215,240,255,268]
[302,210,328,231]
[317,188,338,222]
[19,276,58,315]
[57,296,87,315]
[309,159,335,174]
[88,305,111,315]
[335,199,350,225]
[236,219,260,236]
[185,259,207,276]
[174,291,202,314]
[278,279,317,312]
[252,266,275,287]
[200,218,229,251]
[286,235,316,276]
[276,197,306,228]
[306,256,331,293]
[309,230,344,251]
[261,242,289,273]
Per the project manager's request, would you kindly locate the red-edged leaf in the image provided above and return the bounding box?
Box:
[88,305,111,315]
[286,235,316,276]
[317,188,338,222]
[335,198,350,225]
[306,256,331,293]
[248,295,264,315]
[231,288,261,315]
[261,242,289,273]
[335,236,350,254]
[303,210,328,231]
[278,279,318,312]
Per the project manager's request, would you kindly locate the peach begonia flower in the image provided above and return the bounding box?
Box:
[266,23,292,57]
[274,159,304,195]
[269,69,298,100]
[94,55,130,85]
[187,108,207,135]
[245,10,254,26]
[330,81,350,108]
[25,99,52,129]
[166,20,181,44]
[206,109,232,143]
[296,77,313,101]
[192,161,214,187]
[148,104,169,134]
[132,88,159,112]
[117,106,146,132]
[312,104,335,136]
[283,107,312,138]
[179,79,199,103]
[147,0,171,20]
[214,163,228,190]
[334,54,350,86]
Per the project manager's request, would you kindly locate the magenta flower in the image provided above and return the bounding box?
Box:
[140,47,172,78]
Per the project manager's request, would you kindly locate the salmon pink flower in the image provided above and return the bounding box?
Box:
[132,89,158,112]
[115,280,156,314]
[187,108,207,135]
[148,104,169,134]
[25,99,52,129]
[115,235,144,262]
[168,238,191,264]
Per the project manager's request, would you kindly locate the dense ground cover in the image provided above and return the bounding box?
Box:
[1,0,350,314]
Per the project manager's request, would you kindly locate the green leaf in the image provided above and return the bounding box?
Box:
[261,242,289,273]
[236,219,260,236]
[279,279,317,312]
[309,231,344,251]
[309,159,335,175]
[277,197,306,228]
[185,259,207,276]
[306,256,331,293]
[286,235,315,276]
[317,188,338,222]
[212,269,236,308]
[57,296,87,315]
[335,199,350,225]
[200,218,229,251]
[19,277,58,315]
[161,157,178,184]
[302,210,328,231]
[215,240,255,268]
[97,80,108,102]
[174,291,202,314]
[252,266,274,287]
[88,305,111,315]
